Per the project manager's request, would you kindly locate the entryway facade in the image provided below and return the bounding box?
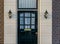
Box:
[4,0,52,44]
[0,0,59,44]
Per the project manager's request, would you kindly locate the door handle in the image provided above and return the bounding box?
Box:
[35,32,38,35]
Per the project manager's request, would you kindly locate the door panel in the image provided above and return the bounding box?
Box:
[18,11,38,44]
[19,32,37,44]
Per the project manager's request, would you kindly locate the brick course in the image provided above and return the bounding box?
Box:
[0,0,4,44]
[52,0,60,44]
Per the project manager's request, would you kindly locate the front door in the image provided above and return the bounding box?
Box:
[18,11,38,44]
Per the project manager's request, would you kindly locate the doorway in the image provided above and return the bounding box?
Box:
[17,0,38,44]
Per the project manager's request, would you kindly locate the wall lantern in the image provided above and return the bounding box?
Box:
[44,10,48,19]
[8,10,12,19]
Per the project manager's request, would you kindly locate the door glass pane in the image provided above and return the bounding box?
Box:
[19,0,36,8]
[20,13,24,17]
[25,25,30,28]
[20,25,24,29]
[31,18,35,24]
[25,13,30,17]
[31,25,35,29]
[31,13,35,17]
[20,18,24,24]
[25,18,30,24]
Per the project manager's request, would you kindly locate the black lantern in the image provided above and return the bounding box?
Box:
[44,10,48,19]
[8,10,12,19]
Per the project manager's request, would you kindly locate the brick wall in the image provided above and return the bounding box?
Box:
[52,0,60,44]
[4,0,17,44]
[0,0,4,44]
[40,0,52,44]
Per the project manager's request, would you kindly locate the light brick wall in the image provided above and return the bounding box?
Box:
[4,0,17,44]
[40,0,52,44]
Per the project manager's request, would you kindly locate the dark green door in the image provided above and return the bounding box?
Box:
[18,11,38,44]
